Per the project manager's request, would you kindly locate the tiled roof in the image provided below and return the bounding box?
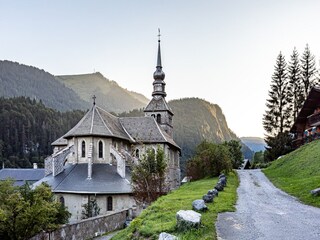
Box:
[52,136,67,146]
[63,105,131,141]
[34,163,132,194]
[144,97,173,114]
[120,117,180,149]
[0,168,45,186]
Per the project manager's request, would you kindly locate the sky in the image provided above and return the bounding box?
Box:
[1,0,320,138]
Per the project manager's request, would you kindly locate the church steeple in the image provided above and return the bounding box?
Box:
[144,30,174,137]
[152,29,166,98]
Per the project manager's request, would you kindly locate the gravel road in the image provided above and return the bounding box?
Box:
[216,169,320,240]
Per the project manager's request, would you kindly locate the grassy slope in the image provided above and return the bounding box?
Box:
[264,140,320,207]
[113,172,239,240]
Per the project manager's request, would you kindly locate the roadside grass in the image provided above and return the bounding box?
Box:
[264,140,320,208]
[112,171,239,240]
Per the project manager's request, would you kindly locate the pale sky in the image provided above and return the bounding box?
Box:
[1,0,320,138]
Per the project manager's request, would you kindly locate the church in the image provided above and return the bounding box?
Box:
[34,36,181,222]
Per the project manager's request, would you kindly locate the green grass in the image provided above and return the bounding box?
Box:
[112,172,239,240]
[264,140,320,207]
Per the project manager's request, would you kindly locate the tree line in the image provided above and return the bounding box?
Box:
[0,97,84,168]
[263,44,318,161]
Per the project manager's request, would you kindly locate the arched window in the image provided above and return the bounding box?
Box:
[98,140,103,158]
[135,149,140,158]
[107,196,113,211]
[59,196,65,207]
[156,114,161,124]
[81,141,86,158]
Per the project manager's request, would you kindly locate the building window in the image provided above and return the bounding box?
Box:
[135,149,140,158]
[59,196,65,207]
[157,114,161,124]
[98,140,103,158]
[81,141,86,158]
[151,114,155,118]
[107,196,113,211]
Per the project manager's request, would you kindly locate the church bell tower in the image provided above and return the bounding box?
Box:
[144,30,174,137]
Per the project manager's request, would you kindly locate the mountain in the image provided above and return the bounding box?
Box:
[240,137,266,152]
[55,72,149,113]
[0,60,90,111]
[169,98,253,169]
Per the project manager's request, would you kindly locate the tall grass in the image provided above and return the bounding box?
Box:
[264,140,320,207]
[112,171,239,240]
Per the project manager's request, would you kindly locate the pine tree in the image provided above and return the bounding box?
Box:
[263,52,291,136]
[287,47,304,122]
[300,44,317,98]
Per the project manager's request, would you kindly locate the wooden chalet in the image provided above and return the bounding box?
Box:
[291,86,320,148]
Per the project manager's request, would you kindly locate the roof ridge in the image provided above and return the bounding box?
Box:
[95,107,114,135]
[153,117,168,142]
[64,106,94,137]
[119,119,136,142]
[53,164,77,191]
[90,105,95,134]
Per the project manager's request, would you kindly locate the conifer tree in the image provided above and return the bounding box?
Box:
[263,52,291,136]
[263,52,292,161]
[287,47,304,122]
[300,44,317,98]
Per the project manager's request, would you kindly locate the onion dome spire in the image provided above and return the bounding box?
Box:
[152,29,166,97]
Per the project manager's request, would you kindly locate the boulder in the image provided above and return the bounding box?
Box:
[159,232,178,240]
[214,182,224,191]
[311,188,320,196]
[192,199,208,211]
[176,210,201,230]
[202,194,214,203]
[208,189,219,197]
[218,177,227,187]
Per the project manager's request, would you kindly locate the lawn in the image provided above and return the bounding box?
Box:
[112,171,239,240]
[264,140,320,208]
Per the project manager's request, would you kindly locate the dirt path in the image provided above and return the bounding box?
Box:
[216,169,320,240]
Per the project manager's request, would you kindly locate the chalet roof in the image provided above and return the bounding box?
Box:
[144,97,173,114]
[63,105,131,141]
[291,87,320,131]
[120,116,180,149]
[0,168,45,186]
[34,163,132,194]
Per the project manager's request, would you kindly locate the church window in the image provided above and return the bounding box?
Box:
[107,196,113,211]
[98,140,103,158]
[135,149,140,158]
[157,114,161,123]
[59,196,65,207]
[81,141,86,158]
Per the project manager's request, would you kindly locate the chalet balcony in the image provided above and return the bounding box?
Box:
[308,112,320,127]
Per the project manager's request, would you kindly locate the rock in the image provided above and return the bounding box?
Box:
[192,199,208,211]
[202,194,214,203]
[218,177,227,187]
[311,188,320,196]
[176,210,201,230]
[215,182,224,191]
[208,189,219,197]
[159,232,178,240]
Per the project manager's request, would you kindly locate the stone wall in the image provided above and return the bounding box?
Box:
[30,209,129,240]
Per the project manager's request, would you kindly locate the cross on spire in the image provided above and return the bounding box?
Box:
[92,95,96,105]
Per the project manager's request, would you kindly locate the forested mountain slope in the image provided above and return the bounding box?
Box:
[240,137,266,152]
[0,60,90,111]
[55,72,149,113]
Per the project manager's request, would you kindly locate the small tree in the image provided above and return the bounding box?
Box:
[264,131,292,162]
[223,140,244,169]
[131,147,167,205]
[81,198,100,219]
[0,180,70,240]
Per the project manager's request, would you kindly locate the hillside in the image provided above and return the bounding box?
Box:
[264,140,320,207]
[0,60,90,111]
[240,137,266,152]
[55,72,149,113]
[169,98,253,166]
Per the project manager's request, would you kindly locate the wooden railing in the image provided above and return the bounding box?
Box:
[308,112,320,126]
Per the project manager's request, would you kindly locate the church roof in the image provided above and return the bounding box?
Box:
[144,97,173,114]
[120,116,180,149]
[63,105,131,141]
[33,163,132,194]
